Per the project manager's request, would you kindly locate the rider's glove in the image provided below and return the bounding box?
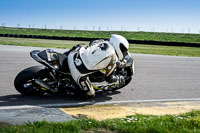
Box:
[116,60,127,68]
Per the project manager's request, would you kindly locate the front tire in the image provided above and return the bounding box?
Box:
[14,66,49,96]
[111,66,133,91]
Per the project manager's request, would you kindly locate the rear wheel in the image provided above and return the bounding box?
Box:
[14,66,49,96]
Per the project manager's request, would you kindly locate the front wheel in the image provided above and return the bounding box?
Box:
[110,66,133,91]
[110,76,132,91]
[14,66,49,96]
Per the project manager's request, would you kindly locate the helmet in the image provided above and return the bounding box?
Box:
[109,34,129,61]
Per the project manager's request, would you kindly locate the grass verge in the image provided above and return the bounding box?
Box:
[1,37,200,57]
[1,27,200,44]
[0,110,200,133]
[0,37,84,49]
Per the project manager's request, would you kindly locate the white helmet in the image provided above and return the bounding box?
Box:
[109,34,129,61]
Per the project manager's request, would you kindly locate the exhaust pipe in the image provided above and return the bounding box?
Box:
[35,79,58,93]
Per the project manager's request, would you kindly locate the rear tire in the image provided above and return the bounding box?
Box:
[14,66,49,96]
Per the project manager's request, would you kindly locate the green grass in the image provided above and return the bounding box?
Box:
[1,110,200,133]
[1,27,200,44]
[0,37,86,49]
[131,44,200,57]
[1,37,200,57]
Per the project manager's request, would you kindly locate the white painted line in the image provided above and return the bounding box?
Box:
[0,98,200,110]
[38,98,200,108]
[0,105,41,110]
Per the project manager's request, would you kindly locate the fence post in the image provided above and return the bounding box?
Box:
[2,22,5,27]
[188,28,190,33]
[137,27,140,32]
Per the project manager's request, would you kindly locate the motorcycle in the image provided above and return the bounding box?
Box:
[14,46,135,97]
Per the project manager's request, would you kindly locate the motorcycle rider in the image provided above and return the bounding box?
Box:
[67,34,130,98]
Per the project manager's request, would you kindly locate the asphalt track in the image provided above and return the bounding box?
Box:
[0,45,200,107]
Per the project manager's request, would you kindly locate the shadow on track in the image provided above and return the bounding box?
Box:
[0,91,121,107]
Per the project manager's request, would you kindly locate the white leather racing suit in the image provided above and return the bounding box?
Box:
[67,40,117,97]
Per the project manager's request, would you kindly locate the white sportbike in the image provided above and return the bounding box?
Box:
[14,45,135,97]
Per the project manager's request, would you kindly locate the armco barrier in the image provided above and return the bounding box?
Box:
[128,40,200,47]
[0,33,200,47]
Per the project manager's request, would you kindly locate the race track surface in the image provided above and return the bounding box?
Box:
[0,45,200,107]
